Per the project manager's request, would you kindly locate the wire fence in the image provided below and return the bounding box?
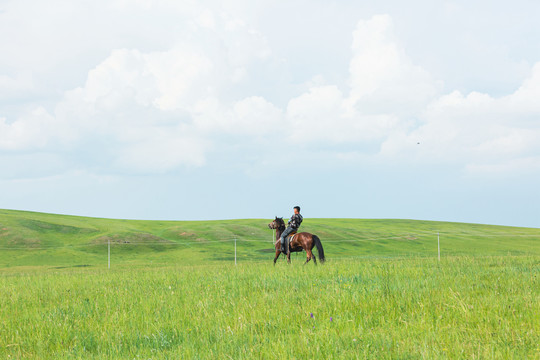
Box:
[1,231,539,250]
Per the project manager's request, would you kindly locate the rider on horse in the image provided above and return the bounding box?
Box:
[280,206,303,254]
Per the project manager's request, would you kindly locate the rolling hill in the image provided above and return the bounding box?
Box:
[0,208,538,268]
[1,209,538,358]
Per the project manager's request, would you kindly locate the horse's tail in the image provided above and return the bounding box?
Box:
[313,235,325,263]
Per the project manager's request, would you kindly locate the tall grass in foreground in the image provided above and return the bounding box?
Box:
[1,256,538,359]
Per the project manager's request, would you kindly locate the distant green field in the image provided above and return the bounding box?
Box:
[0,209,538,359]
[0,209,538,268]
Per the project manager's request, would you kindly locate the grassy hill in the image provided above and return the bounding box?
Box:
[0,208,538,268]
[0,209,538,358]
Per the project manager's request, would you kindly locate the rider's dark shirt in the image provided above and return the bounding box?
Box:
[288,213,303,229]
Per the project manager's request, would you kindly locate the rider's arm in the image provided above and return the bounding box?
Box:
[289,215,298,228]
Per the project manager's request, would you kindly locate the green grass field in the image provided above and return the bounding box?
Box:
[0,209,539,359]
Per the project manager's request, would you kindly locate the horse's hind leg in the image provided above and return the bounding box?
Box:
[274,250,281,265]
[304,249,313,265]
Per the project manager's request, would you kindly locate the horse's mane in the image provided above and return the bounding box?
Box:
[275,217,286,230]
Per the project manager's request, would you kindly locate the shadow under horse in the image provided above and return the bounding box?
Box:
[268,217,325,265]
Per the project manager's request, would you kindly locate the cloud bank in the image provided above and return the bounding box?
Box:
[1,10,540,179]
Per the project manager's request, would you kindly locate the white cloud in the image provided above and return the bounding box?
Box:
[280,14,540,176]
[380,63,540,173]
[0,7,275,174]
[286,85,399,144]
[504,62,540,114]
[1,9,540,179]
[0,45,216,171]
[115,127,208,172]
[0,107,57,150]
[82,47,214,111]
[285,15,432,145]
[193,96,283,136]
[0,72,35,100]
[347,14,439,114]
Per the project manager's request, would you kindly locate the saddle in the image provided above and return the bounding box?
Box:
[284,231,297,251]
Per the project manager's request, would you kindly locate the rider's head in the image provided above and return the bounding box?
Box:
[293,206,300,214]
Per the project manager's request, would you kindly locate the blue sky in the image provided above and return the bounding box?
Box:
[1,0,540,227]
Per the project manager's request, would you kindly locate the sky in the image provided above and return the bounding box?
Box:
[1,0,540,227]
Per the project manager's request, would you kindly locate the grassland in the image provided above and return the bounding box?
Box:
[1,208,539,268]
[0,209,538,359]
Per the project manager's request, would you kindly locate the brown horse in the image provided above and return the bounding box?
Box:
[268,217,325,265]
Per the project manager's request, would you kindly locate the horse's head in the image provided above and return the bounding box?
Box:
[268,216,285,230]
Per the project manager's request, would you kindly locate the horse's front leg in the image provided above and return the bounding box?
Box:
[274,249,281,265]
[287,252,291,264]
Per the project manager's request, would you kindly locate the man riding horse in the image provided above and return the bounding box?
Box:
[280,206,303,254]
[268,207,324,265]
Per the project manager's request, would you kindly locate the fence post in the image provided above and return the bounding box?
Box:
[437,232,440,262]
